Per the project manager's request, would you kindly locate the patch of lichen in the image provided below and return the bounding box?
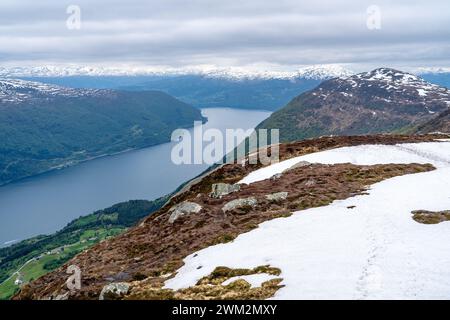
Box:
[126,265,283,300]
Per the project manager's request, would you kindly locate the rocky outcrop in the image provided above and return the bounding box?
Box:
[210,183,241,199]
[222,197,258,212]
[168,202,202,223]
[99,282,130,300]
[265,192,288,202]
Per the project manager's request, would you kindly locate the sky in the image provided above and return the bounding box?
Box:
[0,0,449,73]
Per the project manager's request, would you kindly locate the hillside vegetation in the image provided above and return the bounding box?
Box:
[0,197,167,299]
[0,81,205,185]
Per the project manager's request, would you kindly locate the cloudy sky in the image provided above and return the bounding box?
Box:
[0,0,449,72]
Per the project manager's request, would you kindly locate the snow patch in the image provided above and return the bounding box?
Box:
[167,142,450,299]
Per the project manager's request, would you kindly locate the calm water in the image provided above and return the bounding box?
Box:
[0,108,270,246]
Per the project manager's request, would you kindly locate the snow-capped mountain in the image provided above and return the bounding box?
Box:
[0,64,353,81]
[334,68,450,110]
[0,78,108,104]
[258,68,450,142]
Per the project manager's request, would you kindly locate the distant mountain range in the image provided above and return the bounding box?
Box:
[0,65,354,111]
[0,64,353,80]
[0,79,204,185]
[258,68,450,142]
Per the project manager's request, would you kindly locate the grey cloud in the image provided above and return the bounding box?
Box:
[0,0,449,70]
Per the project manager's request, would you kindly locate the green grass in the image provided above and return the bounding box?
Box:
[0,197,168,300]
[0,227,124,300]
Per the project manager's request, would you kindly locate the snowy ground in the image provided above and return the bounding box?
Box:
[165,142,450,299]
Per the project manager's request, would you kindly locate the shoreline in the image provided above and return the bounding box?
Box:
[0,118,210,189]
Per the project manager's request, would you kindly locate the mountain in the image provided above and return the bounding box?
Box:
[22,75,322,111]
[3,65,353,110]
[0,79,205,185]
[257,68,450,142]
[13,133,450,300]
[414,108,450,134]
[0,64,353,80]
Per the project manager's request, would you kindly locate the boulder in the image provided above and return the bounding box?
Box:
[265,192,288,202]
[168,201,202,223]
[222,197,258,212]
[210,183,241,198]
[99,282,130,300]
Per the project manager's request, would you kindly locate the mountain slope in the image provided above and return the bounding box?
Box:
[257,68,450,142]
[0,79,205,185]
[414,108,450,134]
[0,197,167,300]
[13,133,449,300]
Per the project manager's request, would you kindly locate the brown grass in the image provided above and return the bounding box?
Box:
[126,265,283,300]
[412,210,450,224]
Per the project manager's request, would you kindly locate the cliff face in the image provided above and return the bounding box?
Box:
[14,133,446,300]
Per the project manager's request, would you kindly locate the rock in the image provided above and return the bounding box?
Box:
[270,173,283,180]
[168,201,202,223]
[305,179,316,187]
[210,183,241,198]
[283,161,311,173]
[222,197,258,212]
[99,282,130,300]
[54,292,70,300]
[265,192,288,202]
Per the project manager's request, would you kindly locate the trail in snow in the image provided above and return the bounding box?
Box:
[165,142,450,299]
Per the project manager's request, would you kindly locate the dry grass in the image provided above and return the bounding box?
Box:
[412,210,450,224]
[126,265,283,300]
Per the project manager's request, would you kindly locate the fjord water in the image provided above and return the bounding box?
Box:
[0,108,270,246]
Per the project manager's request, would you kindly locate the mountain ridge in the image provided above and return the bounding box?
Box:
[0,64,353,80]
[257,68,450,142]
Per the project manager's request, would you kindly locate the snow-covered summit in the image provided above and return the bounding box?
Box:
[329,68,450,107]
[341,68,446,92]
[0,78,107,104]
